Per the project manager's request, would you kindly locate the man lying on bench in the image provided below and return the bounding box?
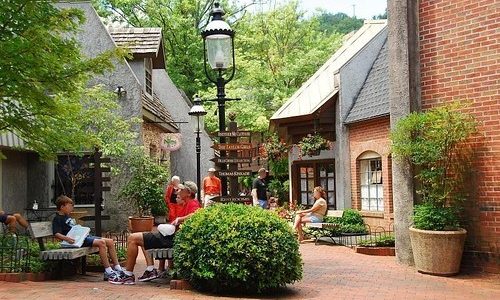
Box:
[109,181,201,285]
[0,210,28,233]
[293,186,327,242]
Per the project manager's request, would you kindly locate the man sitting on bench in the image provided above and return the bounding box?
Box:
[294,186,327,242]
[109,181,201,285]
[0,210,29,233]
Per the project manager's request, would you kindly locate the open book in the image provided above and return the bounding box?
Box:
[61,225,91,248]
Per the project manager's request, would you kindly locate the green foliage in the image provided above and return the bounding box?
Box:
[173,203,302,293]
[391,102,478,230]
[297,133,331,157]
[316,12,364,34]
[95,1,345,134]
[413,203,460,231]
[340,209,364,226]
[0,0,131,159]
[263,133,289,162]
[358,234,395,247]
[238,176,253,189]
[118,150,170,216]
[267,178,289,205]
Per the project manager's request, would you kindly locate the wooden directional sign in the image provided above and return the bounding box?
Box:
[217,131,252,137]
[218,170,252,177]
[210,157,252,164]
[211,143,252,151]
[212,196,252,203]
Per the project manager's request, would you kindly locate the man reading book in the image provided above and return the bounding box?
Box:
[52,195,123,281]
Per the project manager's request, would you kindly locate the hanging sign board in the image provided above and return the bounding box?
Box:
[212,196,252,203]
[211,143,252,151]
[210,157,252,164]
[218,170,252,177]
[217,131,252,137]
[161,133,182,151]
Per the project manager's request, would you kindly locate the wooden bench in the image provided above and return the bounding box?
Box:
[146,248,174,270]
[305,210,344,245]
[29,221,98,275]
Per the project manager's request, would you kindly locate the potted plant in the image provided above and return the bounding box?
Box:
[297,133,331,157]
[390,102,478,275]
[119,152,169,232]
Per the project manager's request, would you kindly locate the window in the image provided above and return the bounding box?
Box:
[360,155,383,212]
[295,161,335,209]
[145,59,153,95]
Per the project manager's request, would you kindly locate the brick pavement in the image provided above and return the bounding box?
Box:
[0,243,498,299]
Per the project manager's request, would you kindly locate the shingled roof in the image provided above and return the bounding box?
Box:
[142,93,179,132]
[108,27,162,55]
[344,39,389,124]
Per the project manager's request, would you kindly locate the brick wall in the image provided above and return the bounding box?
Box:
[420,0,499,272]
[348,117,393,230]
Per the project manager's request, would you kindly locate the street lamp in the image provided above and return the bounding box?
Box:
[188,95,207,202]
[202,1,236,196]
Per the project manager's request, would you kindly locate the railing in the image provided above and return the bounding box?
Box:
[338,224,394,248]
[0,233,32,273]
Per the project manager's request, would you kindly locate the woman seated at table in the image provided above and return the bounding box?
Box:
[294,186,327,242]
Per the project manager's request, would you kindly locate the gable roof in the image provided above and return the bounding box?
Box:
[142,93,179,132]
[271,20,387,121]
[344,39,389,124]
[108,27,162,55]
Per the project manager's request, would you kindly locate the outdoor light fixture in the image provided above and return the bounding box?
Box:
[114,86,127,97]
[201,1,236,196]
[188,95,207,201]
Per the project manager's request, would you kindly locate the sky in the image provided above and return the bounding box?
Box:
[299,0,387,19]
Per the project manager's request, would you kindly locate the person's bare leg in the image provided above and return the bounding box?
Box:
[93,239,110,268]
[125,233,144,272]
[13,213,28,229]
[5,215,17,233]
[103,238,119,266]
[141,246,155,267]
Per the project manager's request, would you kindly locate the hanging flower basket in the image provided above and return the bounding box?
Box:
[297,133,331,157]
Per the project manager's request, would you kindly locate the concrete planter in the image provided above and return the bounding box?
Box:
[409,226,467,276]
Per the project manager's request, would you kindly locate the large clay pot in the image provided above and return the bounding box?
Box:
[409,226,467,276]
[129,216,154,233]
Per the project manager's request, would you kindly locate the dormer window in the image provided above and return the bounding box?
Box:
[145,58,153,95]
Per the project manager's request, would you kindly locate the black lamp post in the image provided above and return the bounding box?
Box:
[202,1,236,196]
[188,95,207,202]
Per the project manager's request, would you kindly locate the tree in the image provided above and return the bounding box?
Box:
[0,0,130,159]
[316,12,364,35]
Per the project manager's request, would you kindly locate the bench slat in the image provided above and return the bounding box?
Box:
[41,247,98,260]
[146,248,174,260]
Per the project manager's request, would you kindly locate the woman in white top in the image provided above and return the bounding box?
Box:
[294,186,328,242]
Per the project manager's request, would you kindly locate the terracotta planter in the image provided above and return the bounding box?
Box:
[129,216,154,233]
[409,226,467,276]
[355,246,395,256]
[0,273,7,281]
[5,273,24,282]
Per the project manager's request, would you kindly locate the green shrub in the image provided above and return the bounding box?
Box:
[340,209,364,225]
[173,203,302,293]
[413,203,460,231]
[358,234,395,247]
[339,224,368,234]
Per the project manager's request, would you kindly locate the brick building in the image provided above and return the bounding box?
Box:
[417,0,499,272]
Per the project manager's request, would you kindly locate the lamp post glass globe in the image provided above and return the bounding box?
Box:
[202,2,234,71]
[188,95,207,133]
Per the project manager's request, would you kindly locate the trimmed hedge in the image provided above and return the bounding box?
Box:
[173,203,303,293]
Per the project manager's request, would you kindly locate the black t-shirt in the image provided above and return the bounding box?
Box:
[252,177,267,200]
[52,213,75,235]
